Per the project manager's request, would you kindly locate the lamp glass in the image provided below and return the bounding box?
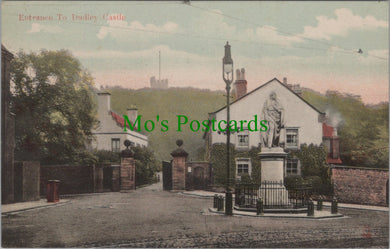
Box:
[223,63,233,74]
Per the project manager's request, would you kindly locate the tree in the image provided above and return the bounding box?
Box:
[11,50,97,164]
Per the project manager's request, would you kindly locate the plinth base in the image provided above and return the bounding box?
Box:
[259,183,290,207]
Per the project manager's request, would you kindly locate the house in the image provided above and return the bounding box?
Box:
[204,68,341,179]
[91,92,148,152]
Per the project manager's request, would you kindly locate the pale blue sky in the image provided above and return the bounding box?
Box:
[2,1,388,103]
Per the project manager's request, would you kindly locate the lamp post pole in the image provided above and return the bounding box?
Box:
[223,42,233,216]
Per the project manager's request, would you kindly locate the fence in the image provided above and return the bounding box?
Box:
[235,181,312,209]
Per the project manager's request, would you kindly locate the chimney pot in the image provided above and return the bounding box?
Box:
[241,68,245,80]
[283,77,287,85]
[236,69,241,80]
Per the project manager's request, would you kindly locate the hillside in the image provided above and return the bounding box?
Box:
[107,87,226,161]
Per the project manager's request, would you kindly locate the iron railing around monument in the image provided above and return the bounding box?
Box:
[234,181,312,209]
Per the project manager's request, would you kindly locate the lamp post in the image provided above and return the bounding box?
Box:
[223,41,233,216]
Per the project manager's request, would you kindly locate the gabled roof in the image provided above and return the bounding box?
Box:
[110,110,145,135]
[211,78,325,115]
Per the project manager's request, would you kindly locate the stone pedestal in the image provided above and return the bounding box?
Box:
[259,147,290,206]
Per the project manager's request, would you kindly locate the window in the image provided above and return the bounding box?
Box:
[286,128,298,147]
[237,129,249,147]
[111,138,120,152]
[238,134,249,147]
[236,158,251,176]
[286,159,299,175]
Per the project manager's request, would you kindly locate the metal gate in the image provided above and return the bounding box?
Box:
[162,161,172,191]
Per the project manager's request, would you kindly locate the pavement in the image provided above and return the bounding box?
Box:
[1,183,389,248]
[1,199,70,215]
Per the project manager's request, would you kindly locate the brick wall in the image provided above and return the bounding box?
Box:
[120,157,135,190]
[172,157,186,190]
[332,166,389,206]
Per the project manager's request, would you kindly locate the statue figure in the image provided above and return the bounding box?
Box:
[261,92,285,148]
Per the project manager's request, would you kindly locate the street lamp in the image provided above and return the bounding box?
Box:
[223,41,233,216]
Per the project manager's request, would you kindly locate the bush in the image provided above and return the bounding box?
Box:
[284,175,304,189]
[94,150,120,164]
[133,146,160,186]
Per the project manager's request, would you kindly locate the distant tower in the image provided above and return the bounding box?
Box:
[150,51,168,89]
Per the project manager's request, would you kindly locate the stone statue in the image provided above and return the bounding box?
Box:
[261,92,285,148]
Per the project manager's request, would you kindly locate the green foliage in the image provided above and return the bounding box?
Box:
[284,175,304,189]
[73,150,98,165]
[290,144,332,195]
[302,90,389,168]
[133,146,160,186]
[210,143,236,186]
[94,150,120,164]
[11,50,97,165]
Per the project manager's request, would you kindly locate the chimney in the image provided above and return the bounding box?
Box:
[127,107,138,127]
[233,68,247,99]
[97,92,111,115]
[283,77,287,85]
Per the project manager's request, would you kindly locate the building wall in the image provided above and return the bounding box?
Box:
[1,45,15,204]
[92,93,148,151]
[332,166,389,206]
[211,79,323,148]
[92,133,147,151]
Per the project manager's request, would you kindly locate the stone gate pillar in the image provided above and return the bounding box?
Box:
[120,140,136,190]
[171,140,188,191]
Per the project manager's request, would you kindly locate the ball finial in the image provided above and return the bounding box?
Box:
[176,139,183,147]
[124,139,132,149]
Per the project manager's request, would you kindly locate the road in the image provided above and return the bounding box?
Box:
[2,182,388,248]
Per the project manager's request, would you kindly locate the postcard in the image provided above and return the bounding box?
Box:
[1,1,389,248]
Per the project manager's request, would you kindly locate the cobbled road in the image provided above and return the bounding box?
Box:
[2,182,389,248]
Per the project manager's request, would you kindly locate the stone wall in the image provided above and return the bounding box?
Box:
[331,166,389,206]
[14,161,40,202]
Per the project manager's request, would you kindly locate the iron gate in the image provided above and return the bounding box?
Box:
[162,161,172,191]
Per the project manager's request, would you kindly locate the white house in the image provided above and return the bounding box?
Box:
[204,69,341,178]
[91,92,148,152]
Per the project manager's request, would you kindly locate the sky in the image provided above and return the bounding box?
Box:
[2,1,389,104]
